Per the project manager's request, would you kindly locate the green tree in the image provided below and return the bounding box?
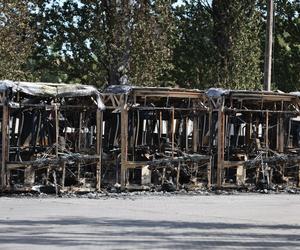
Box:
[212,0,262,89]
[172,0,216,89]
[130,0,175,86]
[0,0,34,80]
[30,0,174,87]
[272,0,300,92]
[172,0,262,90]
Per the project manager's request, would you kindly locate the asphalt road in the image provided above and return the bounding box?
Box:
[0,193,299,249]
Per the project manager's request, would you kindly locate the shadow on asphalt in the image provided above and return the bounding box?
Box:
[0,217,299,248]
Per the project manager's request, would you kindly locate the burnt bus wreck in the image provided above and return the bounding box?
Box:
[101,86,211,191]
[208,89,300,189]
[0,81,300,193]
[0,81,104,193]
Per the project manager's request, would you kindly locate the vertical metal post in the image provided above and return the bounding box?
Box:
[207,157,212,188]
[159,111,162,152]
[120,95,128,189]
[264,0,274,91]
[96,109,102,191]
[277,115,284,153]
[54,104,59,158]
[171,107,175,158]
[77,162,81,183]
[217,98,225,188]
[193,114,199,153]
[78,112,83,151]
[298,166,300,187]
[265,112,269,148]
[1,94,9,189]
[185,116,189,152]
[61,162,66,190]
[192,111,200,185]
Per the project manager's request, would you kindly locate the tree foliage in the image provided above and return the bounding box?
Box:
[172,0,262,90]
[30,0,174,87]
[0,0,298,92]
[0,0,34,80]
[212,0,262,89]
[172,0,216,89]
[272,0,300,91]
